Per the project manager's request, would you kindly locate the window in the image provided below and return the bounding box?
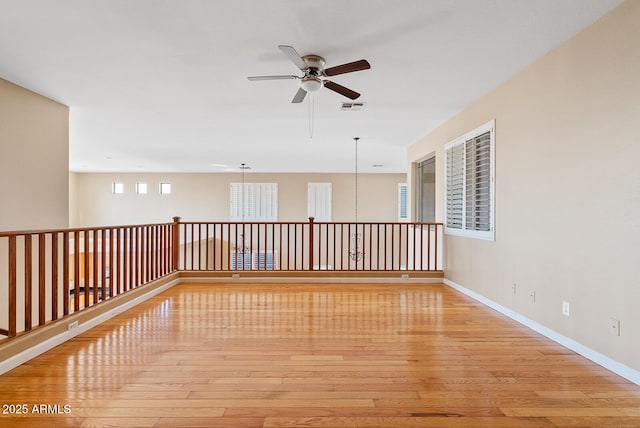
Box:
[159,182,172,194]
[111,182,124,194]
[444,119,495,240]
[136,182,148,194]
[416,156,436,222]
[308,183,332,221]
[230,183,278,221]
[398,183,408,222]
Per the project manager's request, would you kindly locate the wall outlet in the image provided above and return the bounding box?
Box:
[231,273,240,279]
[512,283,517,294]
[530,290,536,302]
[562,301,570,317]
[609,317,621,336]
[68,321,78,331]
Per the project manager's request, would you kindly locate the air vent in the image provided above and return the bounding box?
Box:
[340,102,366,111]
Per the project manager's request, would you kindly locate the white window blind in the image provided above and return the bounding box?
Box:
[444,119,495,240]
[398,183,408,221]
[230,183,278,221]
[445,144,464,230]
[308,183,332,221]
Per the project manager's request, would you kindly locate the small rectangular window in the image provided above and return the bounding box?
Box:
[112,182,124,194]
[159,182,172,195]
[136,182,148,194]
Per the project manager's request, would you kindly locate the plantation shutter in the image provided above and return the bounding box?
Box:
[253,183,278,221]
[230,183,278,221]
[445,143,464,230]
[308,183,332,221]
[465,131,491,232]
[230,183,243,220]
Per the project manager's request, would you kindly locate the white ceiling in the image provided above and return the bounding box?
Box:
[0,0,621,173]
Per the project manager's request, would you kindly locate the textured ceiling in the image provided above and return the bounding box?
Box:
[0,0,621,173]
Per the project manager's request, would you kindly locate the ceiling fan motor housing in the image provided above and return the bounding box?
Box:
[302,55,326,72]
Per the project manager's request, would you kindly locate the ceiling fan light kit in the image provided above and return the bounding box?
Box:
[300,77,322,93]
[248,45,370,104]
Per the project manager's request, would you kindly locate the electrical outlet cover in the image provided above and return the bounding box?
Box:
[562,301,570,316]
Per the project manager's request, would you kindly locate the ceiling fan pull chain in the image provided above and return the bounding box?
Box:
[308,93,314,139]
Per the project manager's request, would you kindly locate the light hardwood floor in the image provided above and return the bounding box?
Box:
[1,282,639,427]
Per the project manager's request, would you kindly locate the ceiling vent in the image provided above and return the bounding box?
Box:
[340,102,366,111]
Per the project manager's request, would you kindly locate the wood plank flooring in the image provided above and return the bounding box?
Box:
[1,282,639,427]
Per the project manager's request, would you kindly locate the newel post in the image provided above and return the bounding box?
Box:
[308,217,315,271]
[172,216,181,271]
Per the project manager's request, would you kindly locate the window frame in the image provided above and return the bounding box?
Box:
[444,119,495,241]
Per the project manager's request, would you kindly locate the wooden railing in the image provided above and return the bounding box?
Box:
[0,223,174,339]
[1,217,442,340]
[176,217,443,272]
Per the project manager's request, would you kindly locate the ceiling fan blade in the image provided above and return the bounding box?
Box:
[247,75,298,81]
[291,87,307,103]
[324,80,361,100]
[278,45,308,71]
[324,59,371,76]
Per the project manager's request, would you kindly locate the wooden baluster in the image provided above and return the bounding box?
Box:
[109,228,114,297]
[51,233,58,320]
[127,227,133,291]
[93,229,98,305]
[308,217,314,271]
[434,223,439,271]
[9,235,17,337]
[25,235,32,331]
[63,231,69,315]
[101,229,106,300]
[38,233,46,325]
[172,217,180,271]
[73,231,80,312]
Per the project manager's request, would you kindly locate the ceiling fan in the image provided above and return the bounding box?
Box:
[248,45,371,103]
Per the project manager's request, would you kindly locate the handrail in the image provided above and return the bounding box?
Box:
[1,217,443,341]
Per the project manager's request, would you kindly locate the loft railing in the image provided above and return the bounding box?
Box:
[0,223,174,339]
[176,217,443,272]
[1,217,442,340]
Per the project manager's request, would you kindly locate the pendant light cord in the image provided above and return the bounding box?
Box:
[308,93,314,139]
[354,137,359,223]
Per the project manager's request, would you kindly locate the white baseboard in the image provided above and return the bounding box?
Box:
[443,278,640,386]
[0,279,179,376]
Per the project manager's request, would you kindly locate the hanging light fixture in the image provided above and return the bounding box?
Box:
[233,163,252,267]
[349,137,364,262]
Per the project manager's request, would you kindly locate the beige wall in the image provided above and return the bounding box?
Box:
[72,172,406,227]
[408,1,640,371]
[0,78,69,231]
